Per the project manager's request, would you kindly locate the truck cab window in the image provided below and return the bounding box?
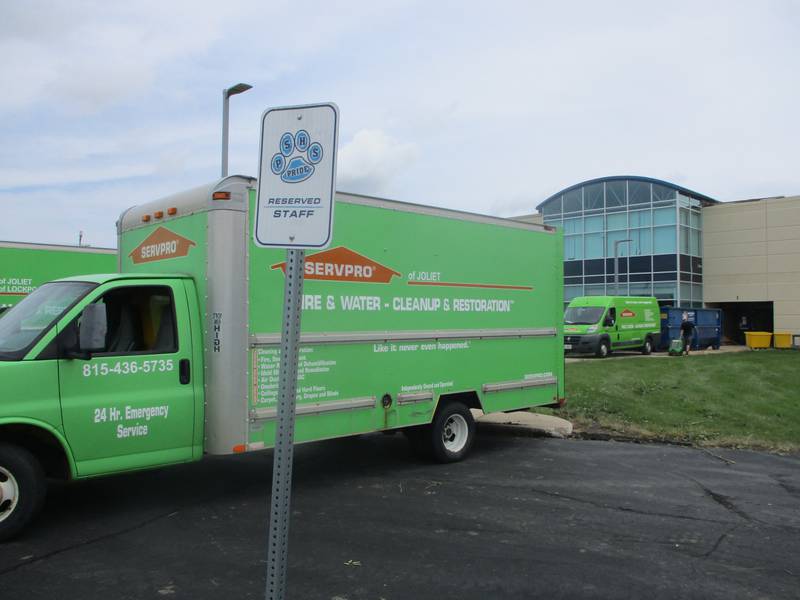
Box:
[606,308,616,326]
[92,286,177,355]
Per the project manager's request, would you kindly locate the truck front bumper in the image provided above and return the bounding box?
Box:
[564,334,601,354]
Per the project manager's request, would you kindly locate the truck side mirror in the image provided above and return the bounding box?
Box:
[79,304,107,355]
[603,316,614,327]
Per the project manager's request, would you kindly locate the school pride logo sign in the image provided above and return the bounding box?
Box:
[129,227,196,264]
[254,103,339,249]
[271,247,401,284]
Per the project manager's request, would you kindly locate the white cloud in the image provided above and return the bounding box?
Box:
[337,129,418,194]
[0,0,237,114]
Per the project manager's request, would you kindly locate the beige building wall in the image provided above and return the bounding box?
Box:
[703,195,800,333]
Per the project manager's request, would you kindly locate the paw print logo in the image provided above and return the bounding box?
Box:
[270,130,323,184]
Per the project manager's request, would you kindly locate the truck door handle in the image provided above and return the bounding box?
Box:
[179,359,191,385]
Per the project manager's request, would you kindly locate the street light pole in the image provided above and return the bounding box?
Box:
[221,83,253,178]
[613,238,632,296]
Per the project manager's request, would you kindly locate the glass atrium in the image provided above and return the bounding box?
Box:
[537,177,716,307]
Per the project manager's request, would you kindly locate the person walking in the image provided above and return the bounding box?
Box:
[680,312,695,356]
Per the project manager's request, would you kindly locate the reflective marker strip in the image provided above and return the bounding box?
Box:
[251,396,376,421]
[482,376,558,393]
[250,327,557,346]
[397,392,434,405]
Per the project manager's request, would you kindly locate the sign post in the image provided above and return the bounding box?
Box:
[254,103,339,600]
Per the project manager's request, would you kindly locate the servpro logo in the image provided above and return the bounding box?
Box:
[129,227,196,264]
[621,309,636,318]
[271,246,401,284]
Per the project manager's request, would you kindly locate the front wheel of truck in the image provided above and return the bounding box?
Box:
[0,444,46,542]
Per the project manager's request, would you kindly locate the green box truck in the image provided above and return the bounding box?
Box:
[0,242,116,314]
[0,176,564,539]
[563,296,660,357]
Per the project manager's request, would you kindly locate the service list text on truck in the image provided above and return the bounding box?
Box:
[0,176,564,539]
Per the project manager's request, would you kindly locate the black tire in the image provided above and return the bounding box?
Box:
[595,338,610,358]
[430,402,476,463]
[0,444,46,542]
[642,336,653,355]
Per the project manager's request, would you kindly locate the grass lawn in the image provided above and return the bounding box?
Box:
[537,350,800,453]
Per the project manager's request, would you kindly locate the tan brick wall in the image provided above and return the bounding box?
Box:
[703,196,800,334]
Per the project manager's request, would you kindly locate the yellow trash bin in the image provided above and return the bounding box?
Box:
[774,332,792,349]
[745,331,772,349]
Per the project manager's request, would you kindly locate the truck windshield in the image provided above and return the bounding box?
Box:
[564,306,605,325]
[0,281,95,360]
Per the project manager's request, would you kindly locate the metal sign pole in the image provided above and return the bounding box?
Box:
[265,248,305,600]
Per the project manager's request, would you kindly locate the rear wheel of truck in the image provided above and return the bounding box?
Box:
[595,338,610,358]
[0,444,46,542]
[430,402,475,463]
[642,336,653,355]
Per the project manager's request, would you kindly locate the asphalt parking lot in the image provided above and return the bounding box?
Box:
[1,430,798,600]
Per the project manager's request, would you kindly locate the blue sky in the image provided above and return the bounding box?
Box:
[1,0,798,247]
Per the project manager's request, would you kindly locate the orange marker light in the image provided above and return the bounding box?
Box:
[154,210,164,219]
[212,191,231,201]
[232,444,247,454]
[142,215,151,222]
[167,207,177,216]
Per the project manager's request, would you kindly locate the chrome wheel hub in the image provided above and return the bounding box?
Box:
[442,414,469,453]
[0,466,20,523]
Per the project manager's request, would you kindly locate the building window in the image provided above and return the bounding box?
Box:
[563,189,582,213]
[564,235,583,260]
[585,284,606,296]
[691,283,703,304]
[565,285,584,301]
[584,215,603,232]
[653,206,677,225]
[542,197,562,216]
[690,229,701,256]
[563,217,583,234]
[652,184,676,203]
[606,212,627,230]
[607,230,632,257]
[653,226,676,254]
[629,282,653,296]
[653,282,676,301]
[680,226,690,254]
[584,183,604,210]
[585,233,604,259]
[630,228,652,255]
[629,209,651,227]
[628,181,651,206]
[606,181,627,210]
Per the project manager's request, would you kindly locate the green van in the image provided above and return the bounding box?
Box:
[563,296,661,357]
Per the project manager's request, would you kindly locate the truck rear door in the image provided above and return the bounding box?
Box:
[57,280,196,477]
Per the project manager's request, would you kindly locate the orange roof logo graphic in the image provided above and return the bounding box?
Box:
[129,226,196,264]
[271,246,401,284]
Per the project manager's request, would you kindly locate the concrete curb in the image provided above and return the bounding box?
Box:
[473,409,573,439]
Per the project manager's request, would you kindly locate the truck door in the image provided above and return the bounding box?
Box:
[57,280,196,477]
[606,307,618,344]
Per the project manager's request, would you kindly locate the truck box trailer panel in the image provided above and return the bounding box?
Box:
[247,193,563,449]
[118,176,564,455]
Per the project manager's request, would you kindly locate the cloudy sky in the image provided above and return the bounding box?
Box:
[1,0,798,247]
